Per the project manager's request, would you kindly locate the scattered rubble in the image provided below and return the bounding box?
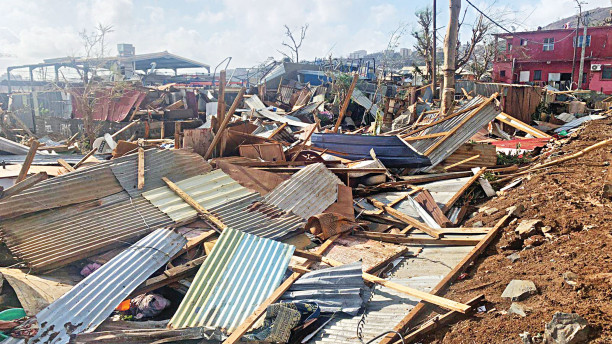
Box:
[501,280,538,301]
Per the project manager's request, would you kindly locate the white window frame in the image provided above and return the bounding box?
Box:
[543,38,555,51]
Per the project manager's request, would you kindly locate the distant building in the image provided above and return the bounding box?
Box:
[400,48,411,58]
[493,26,612,93]
[349,50,367,59]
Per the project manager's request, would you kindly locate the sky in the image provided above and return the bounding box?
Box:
[0,0,610,78]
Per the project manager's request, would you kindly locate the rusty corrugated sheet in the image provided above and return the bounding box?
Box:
[110,149,212,197]
[0,191,174,271]
[263,163,343,219]
[4,228,186,344]
[407,96,501,172]
[168,227,294,333]
[72,89,146,122]
[142,170,304,241]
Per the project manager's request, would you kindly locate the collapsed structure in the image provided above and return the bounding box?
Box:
[0,37,610,344]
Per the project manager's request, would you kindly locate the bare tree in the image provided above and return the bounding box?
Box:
[456,14,490,69]
[278,24,308,63]
[467,38,497,80]
[412,7,434,82]
[61,24,119,145]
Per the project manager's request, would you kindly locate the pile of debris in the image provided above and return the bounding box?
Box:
[0,71,610,344]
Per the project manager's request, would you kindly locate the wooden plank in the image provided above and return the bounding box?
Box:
[223,235,340,344]
[413,189,452,227]
[171,230,217,260]
[365,246,410,274]
[16,140,39,183]
[496,112,550,139]
[255,167,387,173]
[403,131,449,141]
[372,194,408,215]
[443,154,480,171]
[379,214,511,344]
[368,197,442,239]
[162,177,227,231]
[424,93,498,155]
[129,256,206,298]
[0,172,47,199]
[174,122,182,149]
[333,73,359,133]
[267,122,287,139]
[352,231,481,245]
[398,295,484,343]
[137,147,145,190]
[204,87,246,159]
[443,167,487,211]
[57,159,75,172]
[216,70,227,131]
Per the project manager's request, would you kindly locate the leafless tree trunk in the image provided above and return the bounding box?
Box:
[441,0,461,114]
[278,24,308,63]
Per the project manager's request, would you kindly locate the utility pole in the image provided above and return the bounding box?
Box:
[577,12,588,89]
[570,0,582,89]
[432,0,437,98]
[441,0,461,114]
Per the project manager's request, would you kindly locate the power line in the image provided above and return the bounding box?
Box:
[464,0,578,46]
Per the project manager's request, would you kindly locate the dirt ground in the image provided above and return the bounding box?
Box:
[424,118,612,343]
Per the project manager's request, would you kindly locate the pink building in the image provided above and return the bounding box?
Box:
[493,26,612,94]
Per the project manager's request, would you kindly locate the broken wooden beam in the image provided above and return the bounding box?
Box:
[443,154,480,171]
[443,167,487,211]
[129,256,206,298]
[0,172,47,199]
[496,112,550,139]
[137,147,145,190]
[57,159,75,172]
[204,87,246,160]
[74,120,140,169]
[162,177,227,231]
[367,197,442,239]
[333,73,359,133]
[16,140,39,183]
[353,231,481,245]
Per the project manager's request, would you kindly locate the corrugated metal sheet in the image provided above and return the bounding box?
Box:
[142,170,304,241]
[310,245,476,344]
[72,89,146,122]
[352,88,378,118]
[554,114,606,133]
[169,227,295,333]
[110,149,212,197]
[0,191,174,271]
[281,262,365,315]
[4,228,186,344]
[0,148,208,219]
[407,95,501,172]
[263,163,343,219]
[0,159,123,219]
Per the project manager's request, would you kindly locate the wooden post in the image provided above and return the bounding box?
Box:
[57,159,75,172]
[204,87,246,160]
[333,73,359,133]
[216,70,227,131]
[1,172,47,199]
[290,119,319,162]
[174,122,181,149]
[440,0,461,114]
[16,140,39,183]
[367,197,442,239]
[162,177,227,231]
[137,147,145,190]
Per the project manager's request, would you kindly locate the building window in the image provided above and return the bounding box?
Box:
[534,70,542,80]
[602,66,612,80]
[574,35,591,47]
[543,38,555,51]
[507,43,513,51]
[500,70,506,77]
[520,39,528,46]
